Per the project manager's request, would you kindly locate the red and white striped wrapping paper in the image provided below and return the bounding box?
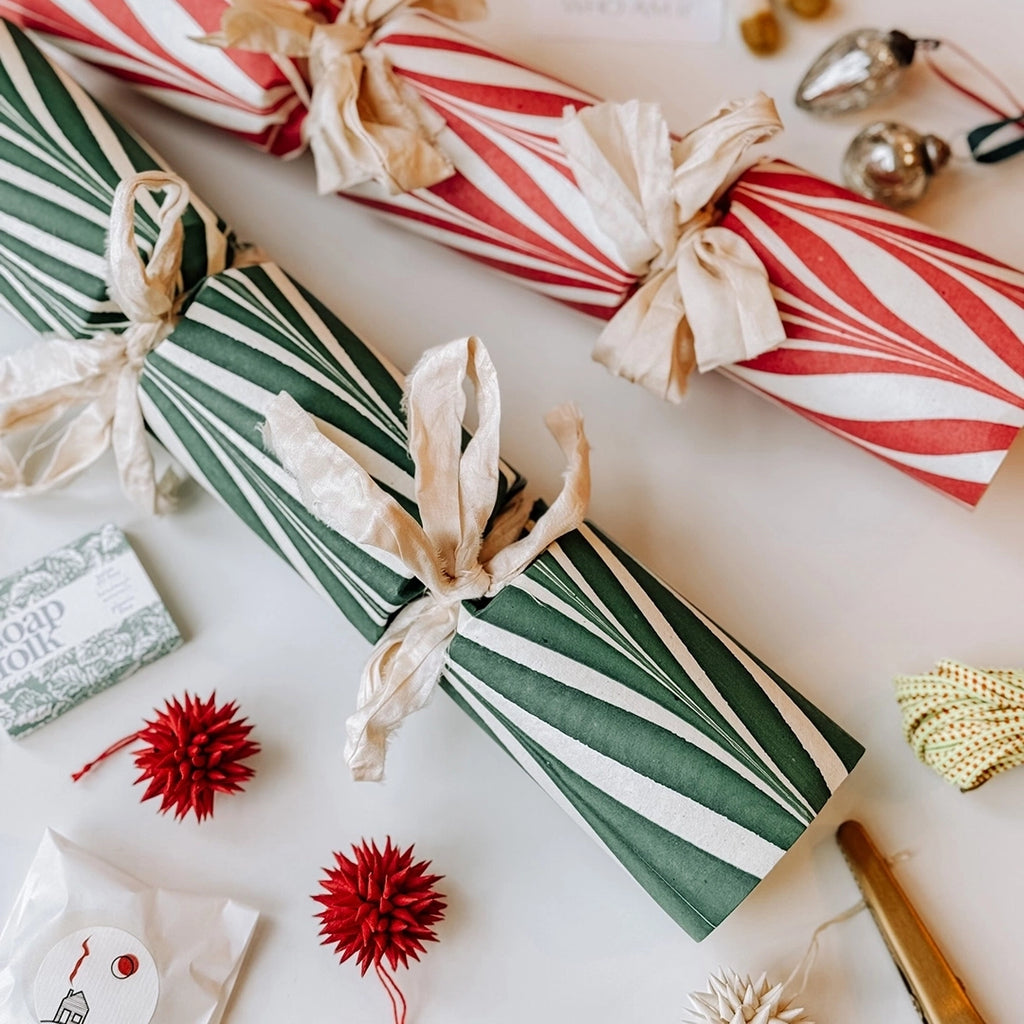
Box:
[3,2,1024,504]
[721,162,1024,506]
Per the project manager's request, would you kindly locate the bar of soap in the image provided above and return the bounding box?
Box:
[0,525,181,737]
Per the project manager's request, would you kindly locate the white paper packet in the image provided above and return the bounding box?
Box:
[0,830,258,1024]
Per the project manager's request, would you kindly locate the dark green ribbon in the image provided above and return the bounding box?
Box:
[967,114,1024,163]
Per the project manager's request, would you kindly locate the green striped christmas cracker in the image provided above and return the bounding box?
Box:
[0,20,863,935]
[0,19,231,339]
[446,510,862,937]
[147,273,860,930]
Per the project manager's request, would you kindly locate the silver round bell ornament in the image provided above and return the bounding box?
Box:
[796,28,917,116]
[841,122,951,208]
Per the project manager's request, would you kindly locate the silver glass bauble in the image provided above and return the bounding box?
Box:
[796,28,917,116]
[841,122,951,208]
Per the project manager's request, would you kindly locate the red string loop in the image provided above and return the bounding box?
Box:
[375,962,408,1024]
[921,38,1024,127]
[70,731,142,782]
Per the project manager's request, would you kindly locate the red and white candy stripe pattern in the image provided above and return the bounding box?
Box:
[357,15,636,319]
[0,0,307,151]
[3,3,1024,500]
[721,161,1024,506]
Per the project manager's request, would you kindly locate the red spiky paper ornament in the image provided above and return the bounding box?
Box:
[71,692,260,822]
[314,838,446,1024]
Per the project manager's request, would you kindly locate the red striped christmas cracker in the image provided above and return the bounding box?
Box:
[0,0,308,151]
[2,2,1024,504]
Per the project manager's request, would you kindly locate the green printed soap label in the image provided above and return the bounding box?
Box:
[0,525,182,737]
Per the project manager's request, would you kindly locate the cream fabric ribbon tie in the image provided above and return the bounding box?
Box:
[557,94,786,403]
[200,0,486,194]
[0,172,208,513]
[263,335,590,780]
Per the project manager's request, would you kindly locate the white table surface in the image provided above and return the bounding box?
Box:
[2,1,1023,1021]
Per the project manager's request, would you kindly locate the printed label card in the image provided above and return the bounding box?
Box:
[526,0,724,43]
[35,927,159,1024]
[0,524,182,738]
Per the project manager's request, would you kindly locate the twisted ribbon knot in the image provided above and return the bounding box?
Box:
[0,171,209,513]
[201,0,487,194]
[558,94,786,403]
[263,335,590,780]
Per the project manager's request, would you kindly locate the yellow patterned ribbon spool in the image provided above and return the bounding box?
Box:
[894,660,1024,790]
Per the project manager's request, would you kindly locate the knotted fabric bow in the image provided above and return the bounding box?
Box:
[558,94,786,403]
[200,0,486,194]
[263,335,590,780]
[0,172,220,513]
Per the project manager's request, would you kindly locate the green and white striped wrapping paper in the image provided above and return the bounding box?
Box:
[0,19,231,340]
[0,19,863,934]
[146,276,861,934]
[147,266,861,933]
[141,261,521,642]
[446,511,863,937]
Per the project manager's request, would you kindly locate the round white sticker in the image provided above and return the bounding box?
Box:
[34,926,159,1024]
